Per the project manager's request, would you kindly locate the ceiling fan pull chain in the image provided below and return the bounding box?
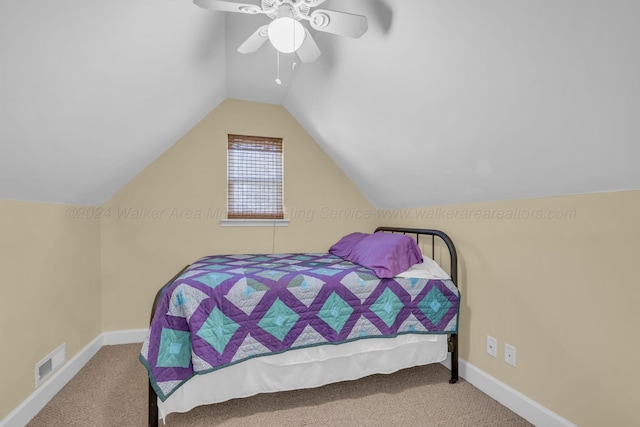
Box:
[275,51,282,85]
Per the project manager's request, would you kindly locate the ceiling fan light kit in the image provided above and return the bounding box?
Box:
[193,0,368,62]
[268,5,306,53]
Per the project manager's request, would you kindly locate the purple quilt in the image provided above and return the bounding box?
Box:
[140,253,459,401]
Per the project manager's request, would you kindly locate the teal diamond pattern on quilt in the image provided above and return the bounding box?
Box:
[258,298,300,341]
[256,270,288,281]
[278,264,312,272]
[201,257,231,263]
[318,291,354,333]
[194,272,232,289]
[197,307,240,354]
[157,328,192,368]
[259,263,284,269]
[418,286,452,326]
[228,267,262,275]
[370,288,404,327]
[311,268,342,277]
[197,264,228,271]
[249,256,273,262]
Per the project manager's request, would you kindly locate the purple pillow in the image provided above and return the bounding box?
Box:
[328,232,371,258]
[346,232,423,278]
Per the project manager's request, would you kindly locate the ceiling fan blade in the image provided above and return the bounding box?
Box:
[296,29,321,63]
[309,9,368,38]
[237,25,269,54]
[193,0,263,14]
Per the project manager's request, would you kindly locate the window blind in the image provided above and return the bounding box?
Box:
[227,134,284,220]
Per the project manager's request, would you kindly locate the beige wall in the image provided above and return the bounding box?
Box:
[381,190,640,427]
[100,99,377,331]
[0,199,101,420]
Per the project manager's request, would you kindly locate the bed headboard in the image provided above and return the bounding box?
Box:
[374,226,458,286]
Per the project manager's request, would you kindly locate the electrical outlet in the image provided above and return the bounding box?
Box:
[505,343,516,367]
[486,336,497,357]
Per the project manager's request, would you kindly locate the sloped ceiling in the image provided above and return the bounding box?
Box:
[0,0,227,205]
[1,0,639,208]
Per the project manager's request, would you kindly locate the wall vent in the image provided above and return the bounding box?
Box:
[35,343,66,388]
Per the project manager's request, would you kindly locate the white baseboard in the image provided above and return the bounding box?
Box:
[102,328,148,346]
[3,331,575,427]
[441,356,576,427]
[0,329,147,427]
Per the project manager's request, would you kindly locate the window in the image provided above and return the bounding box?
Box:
[227,134,284,220]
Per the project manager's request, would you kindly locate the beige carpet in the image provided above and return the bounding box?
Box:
[27,344,533,426]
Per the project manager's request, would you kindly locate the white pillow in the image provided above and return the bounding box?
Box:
[395,257,450,280]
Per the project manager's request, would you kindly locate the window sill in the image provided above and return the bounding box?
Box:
[220,219,290,227]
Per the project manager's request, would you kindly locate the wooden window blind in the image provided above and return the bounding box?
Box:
[227,134,284,220]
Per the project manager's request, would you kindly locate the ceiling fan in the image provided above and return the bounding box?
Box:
[193,0,368,63]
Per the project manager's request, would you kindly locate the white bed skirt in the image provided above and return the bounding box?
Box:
[158,334,448,421]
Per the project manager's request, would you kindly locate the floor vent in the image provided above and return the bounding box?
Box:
[35,343,66,388]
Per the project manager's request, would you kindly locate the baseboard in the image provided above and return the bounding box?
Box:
[0,329,147,427]
[102,328,148,345]
[441,355,576,427]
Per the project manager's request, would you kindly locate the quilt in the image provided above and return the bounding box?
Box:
[140,253,460,401]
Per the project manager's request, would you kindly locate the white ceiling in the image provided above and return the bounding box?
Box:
[1,0,639,208]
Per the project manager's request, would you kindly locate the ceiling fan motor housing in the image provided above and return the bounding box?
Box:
[263,0,311,20]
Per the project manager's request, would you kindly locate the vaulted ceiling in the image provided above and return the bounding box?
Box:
[1,0,639,208]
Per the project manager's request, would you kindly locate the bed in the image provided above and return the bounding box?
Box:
[140,227,460,426]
